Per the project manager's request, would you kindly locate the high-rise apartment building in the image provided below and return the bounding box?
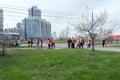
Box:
[0,9,3,32]
[16,22,24,39]
[41,19,51,40]
[19,6,51,40]
[25,17,41,39]
[28,6,41,19]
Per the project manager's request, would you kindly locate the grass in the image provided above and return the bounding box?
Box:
[0,49,120,80]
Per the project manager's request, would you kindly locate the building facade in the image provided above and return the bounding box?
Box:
[25,17,42,39]
[0,9,3,33]
[41,19,51,40]
[16,6,51,40]
[16,22,24,39]
[28,6,41,19]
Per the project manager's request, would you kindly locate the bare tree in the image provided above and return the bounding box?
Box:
[69,10,107,51]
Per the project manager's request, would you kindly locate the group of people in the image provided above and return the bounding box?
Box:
[27,38,56,49]
[47,38,56,49]
[27,38,43,48]
[27,37,92,49]
[26,37,107,49]
[36,39,43,48]
[67,37,91,48]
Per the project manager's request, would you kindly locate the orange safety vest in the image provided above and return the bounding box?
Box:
[47,40,51,44]
[71,38,75,43]
[79,38,83,43]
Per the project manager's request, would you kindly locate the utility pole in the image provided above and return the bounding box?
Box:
[91,11,94,51]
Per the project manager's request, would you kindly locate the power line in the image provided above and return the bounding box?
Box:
[2,9,74,20]
[2,9,78,19]
[4,10,28,14]
[0,4,81,16]
[3,14,71,20]
[2,8,80,17]
[0,4,81,22]
[1,18,68,23]
[0,4,77,26]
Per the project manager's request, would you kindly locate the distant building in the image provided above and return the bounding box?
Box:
[41,19,51,40]
[4,27,17,33]
[0,9,3,32]
[23,18,51,40]
[99,28,113,39]
[16,6,51,40]
[108,35,120,39]
[24,17,42,39]
[28,6,41,19]
[52,32,57,39]
[16,22,24,39]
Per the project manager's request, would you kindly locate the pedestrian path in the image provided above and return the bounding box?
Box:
[94,45,120,52]
[0,43,119,52]
[20,43,120,52]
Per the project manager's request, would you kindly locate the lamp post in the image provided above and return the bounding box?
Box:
[86,6,95,51]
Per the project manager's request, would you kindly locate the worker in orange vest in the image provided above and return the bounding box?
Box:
[79,38,84,48]
[47,38,51,49]
[27,38,31,47]
[51,38,55,49]
[71,37,75,48]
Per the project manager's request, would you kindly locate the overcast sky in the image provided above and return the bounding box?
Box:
[0,0,120,36]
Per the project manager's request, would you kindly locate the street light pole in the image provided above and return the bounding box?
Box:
[91,11,94,51]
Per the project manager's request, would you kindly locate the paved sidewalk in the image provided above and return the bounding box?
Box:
[21,43,120,52]
[93,45,120,52]
[1,43,119,52]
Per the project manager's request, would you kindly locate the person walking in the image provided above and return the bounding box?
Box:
[79,38,84,48]
[30,39,33,47]
[71,37,75,48]
[51,38,56,49]
[27,38,31,47]
[36,39,40,47]
[76,39,80,48]
[102,38,106,47]
[39,39,43,49]
[67,38,71,48]
[87,40,91,48]
[47,38,51,49]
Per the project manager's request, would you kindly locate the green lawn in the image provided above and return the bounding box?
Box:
[0,49,120,80]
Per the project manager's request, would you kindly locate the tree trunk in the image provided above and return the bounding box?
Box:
[2,42,5,56]
[91,37,94,51]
